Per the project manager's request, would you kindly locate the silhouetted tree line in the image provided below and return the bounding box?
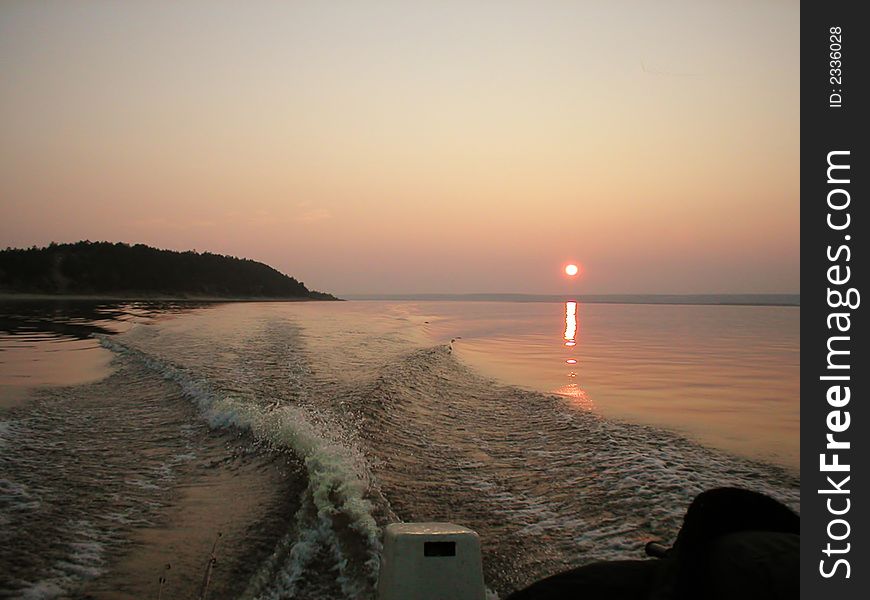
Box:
[0,241,339,299]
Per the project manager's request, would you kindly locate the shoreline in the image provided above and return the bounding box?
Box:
[342,293,801,307]
[1,292,798,307]
[0,292,324,302]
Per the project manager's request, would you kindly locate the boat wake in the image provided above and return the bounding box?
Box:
[94,312,798,598]
[1,304,799,599]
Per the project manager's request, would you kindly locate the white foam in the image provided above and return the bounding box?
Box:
[100,335,383,598]
[11,520,107,600]
[16,580,66,600]
[0,419,14,446]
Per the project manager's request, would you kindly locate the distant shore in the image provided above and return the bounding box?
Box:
[341,293,801,307]
[0,292,324,302]
[1,292,799,307]
[0,242,340,301]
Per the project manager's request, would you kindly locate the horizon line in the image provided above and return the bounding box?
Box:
[338,292,801,307]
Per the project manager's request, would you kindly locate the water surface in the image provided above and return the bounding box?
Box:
[0,299,799,599]
[416,301,799,468]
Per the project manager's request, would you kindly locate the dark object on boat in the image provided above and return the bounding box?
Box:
[644,541,669,559]
[506,487,799,600]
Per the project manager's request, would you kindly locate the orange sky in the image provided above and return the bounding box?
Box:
[0,1,799,295]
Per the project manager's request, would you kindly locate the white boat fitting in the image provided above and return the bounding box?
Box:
[377,523,486,600]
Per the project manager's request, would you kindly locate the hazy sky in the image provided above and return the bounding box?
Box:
[1,1,799,295]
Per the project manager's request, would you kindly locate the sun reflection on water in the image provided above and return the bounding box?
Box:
[564,301,577,345]
[554,300,593,410]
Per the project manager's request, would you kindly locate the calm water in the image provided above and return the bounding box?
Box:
[0,300,799,599]
[418,301,800,468]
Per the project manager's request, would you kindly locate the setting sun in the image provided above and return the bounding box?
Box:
[564,264,579,277]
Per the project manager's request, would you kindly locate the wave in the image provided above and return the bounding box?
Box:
[343,344,799,591]
[99,336,385,599]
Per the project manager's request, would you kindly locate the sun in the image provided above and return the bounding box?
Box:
[564,264,579,277]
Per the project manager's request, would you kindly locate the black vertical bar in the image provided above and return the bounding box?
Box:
[802,1,868,597]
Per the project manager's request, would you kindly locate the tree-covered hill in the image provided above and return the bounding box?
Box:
[0,242,339,300]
